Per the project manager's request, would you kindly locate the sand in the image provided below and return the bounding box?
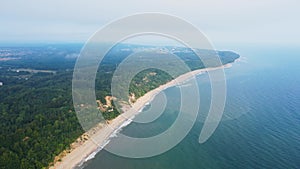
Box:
[50,63,233,169]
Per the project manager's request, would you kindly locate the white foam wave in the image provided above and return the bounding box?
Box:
[78,118,134,168]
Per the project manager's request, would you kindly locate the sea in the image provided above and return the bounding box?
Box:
[80,45,300,169]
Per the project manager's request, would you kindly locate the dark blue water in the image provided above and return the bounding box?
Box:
[83,46,300,169]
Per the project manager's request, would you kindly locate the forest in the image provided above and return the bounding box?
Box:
[0,43,239,168]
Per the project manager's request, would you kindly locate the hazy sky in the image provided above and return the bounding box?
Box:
[1,0,299,47]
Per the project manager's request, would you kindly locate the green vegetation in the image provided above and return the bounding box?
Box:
[0,71,82,168]
[130,68,173,98]
[0,44,239,168]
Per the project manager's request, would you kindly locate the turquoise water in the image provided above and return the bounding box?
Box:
[83,46,300,169]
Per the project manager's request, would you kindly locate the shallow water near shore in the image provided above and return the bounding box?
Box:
[81,46,300,169]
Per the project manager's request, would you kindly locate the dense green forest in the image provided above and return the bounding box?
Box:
[0,44,239,168]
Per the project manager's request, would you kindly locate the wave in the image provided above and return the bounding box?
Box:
[111,118,133,138]
[76,139,111,168]
[77,117,135,168]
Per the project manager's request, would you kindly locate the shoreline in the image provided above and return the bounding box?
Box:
[50,62,235,169]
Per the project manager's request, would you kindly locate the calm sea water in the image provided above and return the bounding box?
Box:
[82,46,300,169]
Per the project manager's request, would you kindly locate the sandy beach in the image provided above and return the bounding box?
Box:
[50,63,233,169]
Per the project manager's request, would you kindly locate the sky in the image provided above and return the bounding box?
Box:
[1,0,300,47]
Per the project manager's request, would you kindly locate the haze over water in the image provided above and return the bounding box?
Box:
[82,45,300,169]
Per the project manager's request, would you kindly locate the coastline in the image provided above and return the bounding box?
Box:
[50,62,234,169]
